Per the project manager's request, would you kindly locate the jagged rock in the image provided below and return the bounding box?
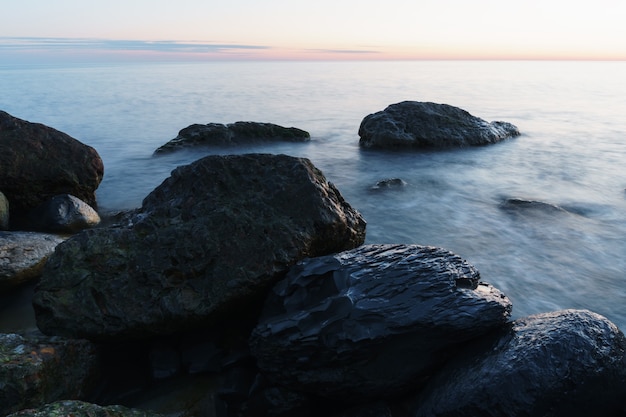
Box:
[33,154,366,340]
[249,244,512,401]
[5,400,164,417]
[0,111,103,223]
[358,101,520,149]
[411,309,626,417]
[153,121,310,154]
[0,332,100,415]
[0,191,8,230]
[25,194,100,233]
[0,232,66,290]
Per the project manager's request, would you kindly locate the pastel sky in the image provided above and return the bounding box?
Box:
[2,0,625,63]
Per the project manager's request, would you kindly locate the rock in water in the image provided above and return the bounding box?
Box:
[412,309,626,417]
[0,111,103,220]
[33,154,366,340]
[5,400,165,417]
[153,121,311,154]
[249,244,511,401]
[26,194,100,233]
[358,101,520,149]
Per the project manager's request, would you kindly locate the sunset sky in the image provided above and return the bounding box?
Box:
[2,0,625,63]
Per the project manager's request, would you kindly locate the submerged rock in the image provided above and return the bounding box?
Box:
[6,400,164,417]
[500,197,570,214]
[358,101,520,149]
[0,111,103,221]
[154,121,310,154]
[250,244,511,401]
[0,332,100,415]
[33,154,366,340]
[0,232,66,290]
[412,309,626,417]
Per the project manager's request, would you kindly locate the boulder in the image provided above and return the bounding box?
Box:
[249,244,512,401]
[153,121,310,154]
[33,154,366,340]
[0,231,66,290]
[5,400,164,417]
[0,191,8,230]
[25,194,100,233]
[0,332,100,415]
[358,101,520,149]
[411,309,626,417]
[0,111,103,222]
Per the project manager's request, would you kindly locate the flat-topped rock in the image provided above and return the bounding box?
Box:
[358,101,520,149]
[154,121,310,154]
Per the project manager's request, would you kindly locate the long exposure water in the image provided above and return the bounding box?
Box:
[1,60,625,330]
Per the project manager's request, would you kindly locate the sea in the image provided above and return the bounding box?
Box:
[1,59,625,332]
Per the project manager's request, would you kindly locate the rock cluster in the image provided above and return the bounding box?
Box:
[359,101,520,149]
[33,153,366,340]
[4,107,626,417]
[0,111,103,223]
[154,121,310,154]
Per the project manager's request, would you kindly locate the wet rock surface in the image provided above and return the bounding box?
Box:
[0,191,8,230]
[25,194,100,233]
[250,244,512,401]
[0,232,66,290]
[358,101,520,149]
[5,400,165,417]
[0,332,100,415]
[0,111,103,220]
[154,121,310,154]
[411,309,626,417]
[33,153,366,341]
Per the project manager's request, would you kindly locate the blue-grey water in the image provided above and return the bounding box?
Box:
[1,60,625,330]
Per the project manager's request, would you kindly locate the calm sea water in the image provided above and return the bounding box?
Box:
[1,60,625,329]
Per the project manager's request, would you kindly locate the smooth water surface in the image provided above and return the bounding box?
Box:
[1,60,625,328]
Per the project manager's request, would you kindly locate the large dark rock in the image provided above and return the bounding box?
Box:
[6,400,164,417]
[0,332,100,415]
[0,191,8,230]
[411,309,626,417]
[33,154,366,340]
[0,111,103,221]
[154,121,310,154]
[26,194,101,233]
[358,101,520,149]
[0,232,66,290]
[249,244,512,401]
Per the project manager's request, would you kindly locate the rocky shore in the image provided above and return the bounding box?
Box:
[2,107,626,417]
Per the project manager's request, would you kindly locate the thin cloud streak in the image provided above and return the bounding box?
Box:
[0,37,270,53]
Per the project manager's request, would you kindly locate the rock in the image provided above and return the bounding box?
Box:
[25,194,100,234]
[0,191,8,230]
[500,197,570,214]
[370,178,407,190]
[358,101,520,149]
[249,244,512,401]
[33,154,366,340]
[0,231,66,290]
[411,309,626,417]
[153,121,311,154]
[0,111,104,223]
[0,332,100,415]
[5,400,164,417]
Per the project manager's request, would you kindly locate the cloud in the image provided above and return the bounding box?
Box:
[0,37,270,54]
[307,48,381,55]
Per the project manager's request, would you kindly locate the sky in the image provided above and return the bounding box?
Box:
[1,0,625,63]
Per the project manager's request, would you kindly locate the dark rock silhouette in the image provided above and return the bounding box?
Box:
[359,101,519,149]
[33,154,366,340]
